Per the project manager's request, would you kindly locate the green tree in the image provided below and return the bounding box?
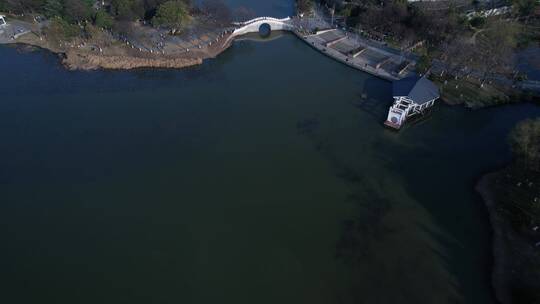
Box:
[509,118,540,171]
[4,0,46,13]
[111,0,145,21]
[45,16,81,42]
[42,0,64,18]
[512,0,539,17]
[469,16,485,28]
[152,0,191,31]
[94,10,114,28]
[63,0,93,22]
[416,54,432,74]
[297,0,313,14]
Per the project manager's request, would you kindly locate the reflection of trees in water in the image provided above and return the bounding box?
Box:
[297,117,462,303]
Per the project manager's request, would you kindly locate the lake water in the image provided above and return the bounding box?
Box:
[1,2,540,303]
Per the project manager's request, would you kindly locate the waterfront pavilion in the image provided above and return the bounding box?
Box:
[385,75,440,129]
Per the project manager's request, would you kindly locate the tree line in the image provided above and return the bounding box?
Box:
[510,118,540,172]
[1,0,193,26]
[302,0,538,84]
[0,0,253,38]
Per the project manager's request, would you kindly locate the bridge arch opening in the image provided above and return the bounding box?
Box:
[258,23,271,37]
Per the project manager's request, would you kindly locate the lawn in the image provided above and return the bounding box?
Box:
[435,77,511,108]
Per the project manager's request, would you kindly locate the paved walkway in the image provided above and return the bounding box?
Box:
[297,29,414,81]
[0,14,419,82]
[287,12,418,80]
[0,20,33,43]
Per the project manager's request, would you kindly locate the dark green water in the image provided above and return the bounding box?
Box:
[1,9,540,304]
[199,0,294,18]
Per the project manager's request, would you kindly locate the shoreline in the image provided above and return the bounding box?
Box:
[1,13,411,80]
[476,171,511,304]
[2,26,234,71]
[8,30,536,109]
[476,167,540,304]
[61,50,204,70]
[2,22,539,304]
[6,28,400,79]
[6,30,404,81]
[292,31,398,81]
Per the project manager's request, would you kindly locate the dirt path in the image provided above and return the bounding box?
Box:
[470,28,487,45]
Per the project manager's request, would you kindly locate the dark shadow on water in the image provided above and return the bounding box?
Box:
[351,77,392,122]
[351,94,386,122]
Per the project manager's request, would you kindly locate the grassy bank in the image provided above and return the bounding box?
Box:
[431,75,539,109]
[478,118,540,304]
[437,78,510,108]
[479,167,540,304]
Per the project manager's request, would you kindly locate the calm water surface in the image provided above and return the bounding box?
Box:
[195,0,294,18]
[1,2,540,303]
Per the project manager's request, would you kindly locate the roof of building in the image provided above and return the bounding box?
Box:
[393,75,440,104]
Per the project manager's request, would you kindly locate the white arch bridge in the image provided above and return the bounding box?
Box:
[222,16,415,81]
[226,17,296,43]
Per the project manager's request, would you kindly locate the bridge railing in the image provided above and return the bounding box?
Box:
[233,16,291,26]
[226,16,296,43]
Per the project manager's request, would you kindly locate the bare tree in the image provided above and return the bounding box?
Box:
[509,118,540,171]
[473,20,519,86]
[200,0,232,26]
[440,38,475,79]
